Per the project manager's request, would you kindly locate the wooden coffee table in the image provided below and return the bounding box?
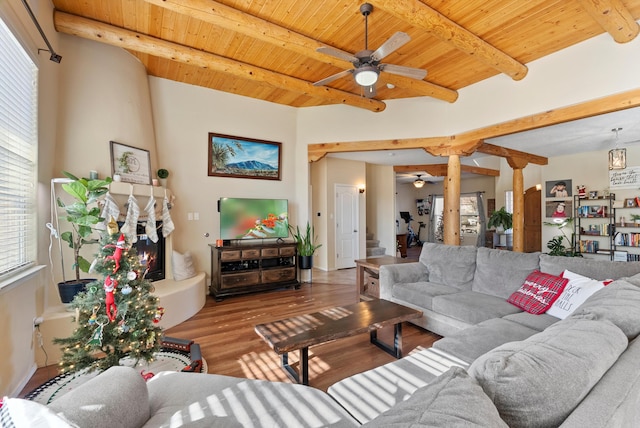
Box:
[254,300,422,385]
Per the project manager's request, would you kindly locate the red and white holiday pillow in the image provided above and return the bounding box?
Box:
[545,270,612,319]
[507,270,569,314]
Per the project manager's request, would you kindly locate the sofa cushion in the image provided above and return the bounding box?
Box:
[507,270,568,314]
[48,366,150,428]
[545,269,609,319]
[501,312,558,332]
[328,347,468,424]
[468,318,628,428]
[146,372,358,427]
[472,247,541,298]
[433,318,539,364]
[539,253,640,279]
[568,279,640,340]
[419,243,477,290]
[391,282,459,310]
[0,398,72,428]
[363,367,508,428]
[432,291,521,325]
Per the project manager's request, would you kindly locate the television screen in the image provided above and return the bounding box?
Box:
[219,198,289,240]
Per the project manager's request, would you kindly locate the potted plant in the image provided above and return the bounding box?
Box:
[543,218,581,257]
[56,171,112,304]
[289,221,321,270]
[488,207,513,248]
[157,168,169,187]
[488,207,513,231]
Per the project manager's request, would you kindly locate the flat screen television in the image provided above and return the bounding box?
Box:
[219,197,289,240]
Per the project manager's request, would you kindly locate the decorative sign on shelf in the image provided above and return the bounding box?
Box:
[609,167,640,189]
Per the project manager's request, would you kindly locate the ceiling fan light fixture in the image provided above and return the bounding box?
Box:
[354,65,379,86]
[413,174,425,188]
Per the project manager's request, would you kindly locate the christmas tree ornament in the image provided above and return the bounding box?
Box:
[153,307,165,324]
[161,194,175,237]
[88,306,99,325]
[121,284,133,295]
[87,321,106,346]
[122,193,140,243]
[105,233,127,272]
[103,275,118,322]
[144,190,159,243]
[127,271,137,281]
[107,215,119,235]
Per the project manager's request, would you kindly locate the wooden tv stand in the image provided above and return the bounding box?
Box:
[209,242,299,300]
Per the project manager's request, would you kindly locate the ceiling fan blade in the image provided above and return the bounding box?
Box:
[313,69,353,86]
[316,46,358,63]
[362,84,377,99]
[371,32,411,62]
[380,63,427,80]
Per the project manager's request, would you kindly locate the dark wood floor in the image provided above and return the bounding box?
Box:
[20,259,437,396]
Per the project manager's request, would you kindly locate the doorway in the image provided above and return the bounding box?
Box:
[524,186,542,252]
[335,184,359,269]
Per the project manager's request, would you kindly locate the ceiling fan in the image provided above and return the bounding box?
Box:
[313,3,427,98]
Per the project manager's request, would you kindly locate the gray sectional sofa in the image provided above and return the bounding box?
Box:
[3,243,640,427]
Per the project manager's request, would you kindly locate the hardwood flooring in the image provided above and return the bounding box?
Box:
[20,264,439,396]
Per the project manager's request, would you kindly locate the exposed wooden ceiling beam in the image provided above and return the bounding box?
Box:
[394,164,499,177]
[477,143,547,165]
[576,0,640,43]
[53,11,386,113]
[142,0,458,103]
[367,0,528,81]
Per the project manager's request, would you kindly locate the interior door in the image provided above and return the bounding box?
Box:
[335,184,359,269]
[524,186,542,252]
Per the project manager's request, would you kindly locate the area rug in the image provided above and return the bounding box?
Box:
[25,338,206,405]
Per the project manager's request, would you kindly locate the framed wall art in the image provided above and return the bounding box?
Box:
[208,133,281,181]
[109,141,152,184]
[545,179,572,198]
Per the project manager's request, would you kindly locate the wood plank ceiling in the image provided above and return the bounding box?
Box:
[52,0,640,113]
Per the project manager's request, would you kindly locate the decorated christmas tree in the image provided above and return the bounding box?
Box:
[54,221,163,373]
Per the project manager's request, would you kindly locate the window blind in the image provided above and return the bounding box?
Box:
[0,17,38,279]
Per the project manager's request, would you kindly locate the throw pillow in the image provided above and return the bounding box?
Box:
[363,367,508,427]
[546,270,609,319]
[507,270,568,314]
[468,318,627,428]
[0,397,71,427]
[172,250,196,281]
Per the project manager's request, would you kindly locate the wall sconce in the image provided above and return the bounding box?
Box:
[358,184,366,194]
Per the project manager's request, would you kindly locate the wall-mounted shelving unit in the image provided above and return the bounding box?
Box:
[573,195,614,260]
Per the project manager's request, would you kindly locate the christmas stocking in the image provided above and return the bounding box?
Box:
[144,190,159,243]
[97,192,120,231]
[162,194,175,237]
[122,193,140,243]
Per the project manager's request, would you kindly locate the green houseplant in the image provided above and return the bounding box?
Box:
[56,171,112,303]
[157,168,169,187]
[289,222,322,269]
[487,207,513,231]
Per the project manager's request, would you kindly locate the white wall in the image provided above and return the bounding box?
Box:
[366,164,396,255]
[149,78,299,278]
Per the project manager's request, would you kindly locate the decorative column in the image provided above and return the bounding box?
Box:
[507,157,528,252]
[444,155,461,245]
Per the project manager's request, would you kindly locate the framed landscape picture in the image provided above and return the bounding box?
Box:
[208,133,281,180]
